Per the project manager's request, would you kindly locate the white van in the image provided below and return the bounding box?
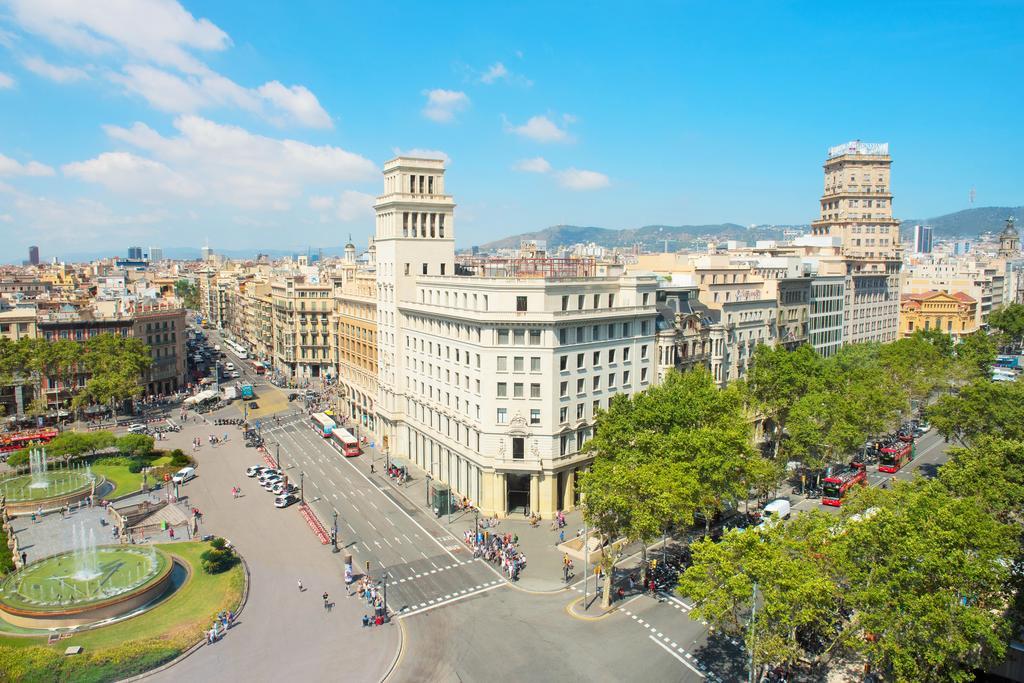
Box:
[171,467,196,485]
[758,499,791,529]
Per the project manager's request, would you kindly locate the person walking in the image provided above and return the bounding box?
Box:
[323,592,331,611]
[297,578,304,592]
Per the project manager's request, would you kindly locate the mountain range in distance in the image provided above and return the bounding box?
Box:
[479,206,1023,251]
[20,205,1022,264]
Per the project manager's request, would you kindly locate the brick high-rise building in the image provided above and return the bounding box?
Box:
[810,141,902,344]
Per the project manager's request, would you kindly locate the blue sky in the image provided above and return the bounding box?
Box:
[0,1,1021,261]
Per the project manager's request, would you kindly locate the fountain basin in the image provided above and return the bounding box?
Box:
[0,473,103,516]
[0,546,174,629]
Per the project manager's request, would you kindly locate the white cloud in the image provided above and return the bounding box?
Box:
[7,0,333,129]
[505,114,573,143]
[557,168,610,191]
[422,89,469,123]
[0,72,14,89]
[22,56,89,83]
[0,153,56,177]
[63,152,203,198]
[391,148,450,164]
[513,157,551,174]
[480,62,508,84]
[8,0,229,74]
[0,214,13,223]
[335,190,375,222]
[308,195,334,210]
[256,81,332,129]
[93,115,376,208]
[476,60,531,86]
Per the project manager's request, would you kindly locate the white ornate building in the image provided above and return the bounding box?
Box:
[373,157,658,517]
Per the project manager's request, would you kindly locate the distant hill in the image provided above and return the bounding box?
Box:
[479,223,798,252]
[899,206,1023,240]
[481,206,1023,252]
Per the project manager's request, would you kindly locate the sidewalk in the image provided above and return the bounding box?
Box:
[351,437,584,592]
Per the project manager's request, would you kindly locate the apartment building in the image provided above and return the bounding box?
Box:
[271,275,334,380]
[634,253,778,386]
[332,263,379,432]
[811,141,902,345]
[373,157,658,517]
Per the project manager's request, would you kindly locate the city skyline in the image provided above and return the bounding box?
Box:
[1,1,1022,260]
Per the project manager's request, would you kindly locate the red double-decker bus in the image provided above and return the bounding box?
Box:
[822,467,866,507]
[878,441,913,473]
[0,428,59,454]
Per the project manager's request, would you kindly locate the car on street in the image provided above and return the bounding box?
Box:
[275,493,299,508]
[172,467,196,485]
[231,371,241,379]
[127,423,148,434]
[261,475,283,490]
[246,465,266,477]
[271,482,299,496]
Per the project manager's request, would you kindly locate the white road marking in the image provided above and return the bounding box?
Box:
[397,583,505,620]
[648,636,705,678]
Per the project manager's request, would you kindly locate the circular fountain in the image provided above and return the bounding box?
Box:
[0,523,174,629]
[0,449,103,516]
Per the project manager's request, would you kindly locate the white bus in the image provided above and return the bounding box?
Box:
[311,412,336,437]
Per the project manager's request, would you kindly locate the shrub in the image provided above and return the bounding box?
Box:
[127,458,144,474]
[0,526,14,575]
[169,449,191,467]
[92,455,134,467]
[200,538,238,574]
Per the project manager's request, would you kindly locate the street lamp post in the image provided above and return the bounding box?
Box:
[382,572,389,623]
[425,473,432,507]
[300,471,305,504]
[583,521,589,610]
[275,442,281,470]
[332,510,339,553]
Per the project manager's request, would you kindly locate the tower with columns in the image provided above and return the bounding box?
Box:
[373,157,456,456]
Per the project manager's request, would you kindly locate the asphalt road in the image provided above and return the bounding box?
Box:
[793,426,953,515]
[262,419,505,617]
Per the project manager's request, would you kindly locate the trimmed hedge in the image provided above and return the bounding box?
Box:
[0,525,14,576]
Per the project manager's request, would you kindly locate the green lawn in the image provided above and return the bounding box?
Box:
[0,541,245,681]
[89,464,143,497]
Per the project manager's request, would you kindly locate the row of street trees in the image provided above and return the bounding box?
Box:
[0,334,152,420]
[679,431,1023,681]
[577,318,1007,626]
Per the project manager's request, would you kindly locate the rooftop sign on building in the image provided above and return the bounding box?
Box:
[827,141,889,159]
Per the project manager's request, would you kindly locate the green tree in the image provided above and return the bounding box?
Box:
[117,433,155,458]
[928,379,1024,444]
[937,437,1024,521]
[952,330,998,382]
[580,369,752,607]
[72,334,152,417]
[175,279,200,310]
[836,481,1016,681]
[744,343,822,459]
[679,513,841,672]
[988,303,1024,347]
[878,334,949,420]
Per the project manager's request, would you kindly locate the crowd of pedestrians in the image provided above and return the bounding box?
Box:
[464,529,526,580]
